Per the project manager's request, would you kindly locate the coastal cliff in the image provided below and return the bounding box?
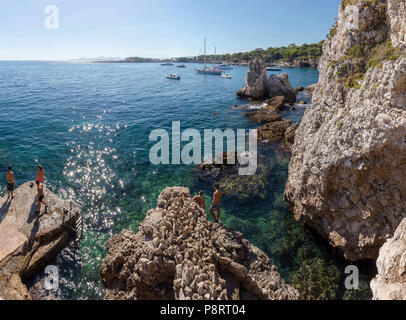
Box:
[100,187,299,300]
[285,0,406,261]
[371,217,406,300]
[0,182,79,300]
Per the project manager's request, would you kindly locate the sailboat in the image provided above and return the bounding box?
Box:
[195,38,222,75]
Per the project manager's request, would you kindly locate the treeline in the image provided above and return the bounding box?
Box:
[176,42,324,64]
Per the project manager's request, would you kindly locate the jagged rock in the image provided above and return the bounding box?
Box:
[269,73,296,104]
[295,86,304,92]
[371,217,406,300]
[305,83,317,96]
[285,123,300,146]
[100,187,299,300]
[0,182,79,300]
[237,58,270,100]
[258,120,292,142]
[237,58,296,103]
[264,96,286,111]
[285,0,406,260]
[246,110,282,123]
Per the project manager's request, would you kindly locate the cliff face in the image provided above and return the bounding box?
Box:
[100,187,299,300]
[285,0,406,261]
[371,217,406,300]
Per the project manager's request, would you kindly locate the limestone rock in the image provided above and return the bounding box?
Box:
[305,83,317,96]
[371,218,406,300]
[258,120,292,142]
[0,182,79,300]
[100,187,299,300]
[264,96,286,111]
[246,110,282,123]
[285,0,406,260]
[237,58,296,103]
[237,58,270,100]
[268,73,296,104]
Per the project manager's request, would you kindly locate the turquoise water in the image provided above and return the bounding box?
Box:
[1,61,368,300]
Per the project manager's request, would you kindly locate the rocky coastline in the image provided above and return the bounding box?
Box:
[0,182,79,300]
[100,187,299,300]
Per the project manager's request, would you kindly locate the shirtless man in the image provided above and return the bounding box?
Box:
[36,182,47,214]
[210,183,223,222]
[193,190,206,210]
[36,164,45,186]
[6,165,15,199]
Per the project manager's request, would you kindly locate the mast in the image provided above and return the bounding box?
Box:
[214,46,216,65]
[204,37,206,68]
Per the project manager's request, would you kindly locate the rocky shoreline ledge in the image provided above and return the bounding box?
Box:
[100,187,299,300]
[0,182,79,300]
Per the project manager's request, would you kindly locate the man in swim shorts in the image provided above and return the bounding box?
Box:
[193,190,206,210]
[210,183,223,223]
[6,165,15,199]
[36,182,47,214]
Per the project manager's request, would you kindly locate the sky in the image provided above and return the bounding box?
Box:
[0,0,342,60]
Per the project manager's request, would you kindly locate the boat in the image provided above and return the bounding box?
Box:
[216,63,233,70]
[161,63,174,66]
[176,64,186,68]
[266,65,282,71]
[166,73,180,80]
[195,38,223,75]
[221,73,232,79]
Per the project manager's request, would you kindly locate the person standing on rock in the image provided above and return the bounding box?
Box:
[193,190,206,210]
[35,164,45,186]
[210,183,223,223]
[36,182,47,214]
[6,165,15,200]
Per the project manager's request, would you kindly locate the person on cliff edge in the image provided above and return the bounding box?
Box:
[193,190,206,210]
[6,165,16,200]
[35,164,45,186]
[35,181,47,215]
[210,183,223,223]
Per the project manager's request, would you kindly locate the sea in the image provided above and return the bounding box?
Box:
[0,61,373,300]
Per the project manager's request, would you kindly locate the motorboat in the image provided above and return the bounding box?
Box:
[161,63,174,66]
[166,73,180,80]
[176,64,186,68]
[221,73,232,79]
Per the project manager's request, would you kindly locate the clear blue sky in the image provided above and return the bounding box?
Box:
[0,0,341,60]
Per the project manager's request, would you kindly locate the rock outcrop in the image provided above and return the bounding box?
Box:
[371,217,406,300]
[285,0,406,261]
[237,58,296,103]
[100,187,299,300]
[0,182,79,299]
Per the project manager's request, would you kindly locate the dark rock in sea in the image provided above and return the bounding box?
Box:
[295,86,304,92]
[100,187,299,300]
[258,120,292,143]
[264,96,286,111]
[246,110,282,124]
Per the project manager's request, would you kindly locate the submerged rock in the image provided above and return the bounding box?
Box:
[285,0,406,260]
[371,217,406,300]
[0,182,79,300]
[264,96,286,111]
[100,187,299,300]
